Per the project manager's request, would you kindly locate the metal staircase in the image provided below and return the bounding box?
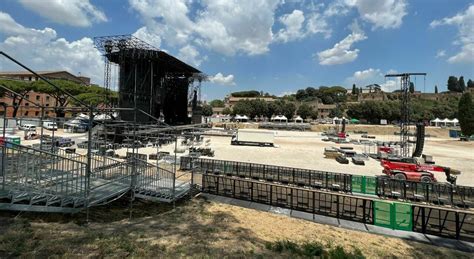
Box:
[0,143,190,213]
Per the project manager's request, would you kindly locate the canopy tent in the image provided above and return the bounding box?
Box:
[272,115,288,123]
[350,118,359,123]
[234,115,249,122]
[294,116,303,123]
[332,117,346,124]
[452,118,459,126]
[431,118,442,127]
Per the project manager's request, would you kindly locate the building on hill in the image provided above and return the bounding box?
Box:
[0,70,91,118]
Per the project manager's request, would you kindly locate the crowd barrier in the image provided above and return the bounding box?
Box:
[202,174,474,241]
[181,157,474,208]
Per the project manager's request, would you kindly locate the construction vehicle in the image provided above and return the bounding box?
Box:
[381,159,460,184]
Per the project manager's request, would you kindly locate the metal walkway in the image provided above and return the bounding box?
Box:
[0,143,190,213]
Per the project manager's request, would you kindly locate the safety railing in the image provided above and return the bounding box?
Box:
[203,174,373,224]
[1,142,88,198]
[182,157,474,208]
[202,174,474,241]
[181,157,352,192]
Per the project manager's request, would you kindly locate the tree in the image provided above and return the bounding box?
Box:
[222,107,232,115]
[297,103,314,120]
[447,76,459,92]
[409,82,415,93]
[458,92,474,136]
[458,76,466,92]
[230,90,260,97]
[0,79,36,118]
[352,84,358,95]
[435,85,438,94]
[295,89,308,101]
[231,100,252,116]
[72,85,117,106]
[468,79,474,88]
[201,104,213,116]
[209,99,224,107]
[305,87,317,97]
[329,106,343,118]
[282,102,296,119]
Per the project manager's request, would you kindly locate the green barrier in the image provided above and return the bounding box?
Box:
[393,202,412,231]
[374,201,413,231]
[351,176,376,195]
[374,201,393,228]
[351,175,364,193]
[365,176,377,195]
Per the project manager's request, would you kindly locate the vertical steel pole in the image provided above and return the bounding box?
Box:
[86,107,93,223]
[39,107,44,151]
[173,135,177,208]
[130,63,138,220]
[1,104,7,191]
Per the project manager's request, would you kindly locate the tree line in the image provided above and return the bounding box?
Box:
[204,98,318,120]
[0,78,117,117]
[447,76,473,92]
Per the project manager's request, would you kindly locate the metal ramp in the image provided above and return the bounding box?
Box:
[0,143,190,213]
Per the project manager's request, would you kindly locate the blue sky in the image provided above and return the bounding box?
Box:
[0,0,472,100]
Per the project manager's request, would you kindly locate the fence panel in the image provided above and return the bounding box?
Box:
[393,202,412,231]
[374,201,393,229]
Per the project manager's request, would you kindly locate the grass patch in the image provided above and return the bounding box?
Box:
[266,239,365,258]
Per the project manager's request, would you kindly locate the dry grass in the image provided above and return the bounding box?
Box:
[0,196,471,258]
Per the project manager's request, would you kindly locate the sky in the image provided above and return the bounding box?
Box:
[0,0,473,100]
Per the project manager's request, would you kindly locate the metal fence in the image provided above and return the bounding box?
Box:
[202,174,373,224]
[182,157,352,192]
[2,143,88,199]
[182,157,474,208]
[202,174,474,241]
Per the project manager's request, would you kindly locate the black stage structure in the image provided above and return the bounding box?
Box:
[94,35,206,125]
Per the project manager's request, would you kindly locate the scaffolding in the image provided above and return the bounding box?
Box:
[0,46,205,215]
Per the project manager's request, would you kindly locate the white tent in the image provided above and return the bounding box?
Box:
[272,115,287,123]
[294,116,303,123]
[452,118,459,126]
[431,118,442,127]
[234,115,248,122]
[441,118,451,126]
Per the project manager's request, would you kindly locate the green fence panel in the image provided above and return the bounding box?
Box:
[393,202,413,231]
[351,175,364,193]
[374,201,393,228]
[365,176,377,195]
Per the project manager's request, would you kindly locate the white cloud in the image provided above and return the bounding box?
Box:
[430,5,474,64]
[129,0,280,56]
[18,0,107,27]
[132,26,162,48]
[435,50,446,58]
[0,12,103,84]
[275,10,306,42]
[345,68,399,92]
[344,0,407,29]
[208,73,235,86]
[316,21,367,65]
[178,45,207,67]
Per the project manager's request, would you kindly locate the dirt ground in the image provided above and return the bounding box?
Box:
[195,130,473,186]
[13,126,474,186]
[0,197,470,258]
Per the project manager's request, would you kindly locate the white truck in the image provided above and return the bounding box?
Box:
[231,129,275,147]
[42,121,58,131]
